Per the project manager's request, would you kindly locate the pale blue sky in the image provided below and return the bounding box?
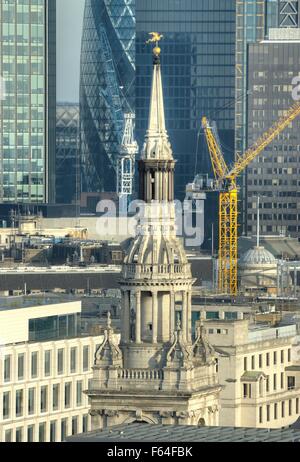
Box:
[56,0,85,103]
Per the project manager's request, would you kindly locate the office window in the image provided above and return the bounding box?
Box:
[274,403,278,420]
[27,425,35,443]
[65,382,72,409]
[259,354,262,368]
[267,405,270,422]
[4,355,11,383]
[5,430,12,442]
[266,376,270,393]
[76,381,83,407]
[83,345,90,372]
[3,391,10,420]
[50,421,56,442]
[72,416,78,435]
[259,406,263,424]
[282,401,285,418]
[296,398,299,414]
[39,423,46,443]
[57,349,64,375]
[281,372,284,389]
[288,376,296,390]
[52,384,60,411]
[273,374,277,391]
[44,350,51,377]
[266,353,270,366]
[41,386,48,413]
[28,388,35,415]
[16,390,23,417]
[61,418,68,441]
[273,351,277,365]
[289,400,292,416]
[281,350,284,364]
[82,415,89,433]
[251,356,255,370]
[31,352,38,379]
[16,428,23,443]
[18,353,25,380]
[70,347,77,373]
[243,383,251,399]
[288,349,292,362]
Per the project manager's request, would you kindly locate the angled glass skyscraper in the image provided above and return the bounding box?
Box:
[0,0,56,204]
[80,0,135,193]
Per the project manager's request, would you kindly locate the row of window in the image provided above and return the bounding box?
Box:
[4,414,89,443]
[259,398,299,424]
[244,349,291,372]
[243,374,295,398]
[2,380,85,420]
[3,345,92,383]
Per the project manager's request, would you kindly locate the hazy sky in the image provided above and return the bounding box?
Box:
[56,0,85,103]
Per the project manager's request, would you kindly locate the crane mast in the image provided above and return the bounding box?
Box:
[201,101,300,296]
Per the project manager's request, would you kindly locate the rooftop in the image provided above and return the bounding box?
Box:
[66,422,300,443]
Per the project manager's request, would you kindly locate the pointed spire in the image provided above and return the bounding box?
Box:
[141,34,173,161]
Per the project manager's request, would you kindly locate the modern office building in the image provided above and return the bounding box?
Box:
[0,0,56,204]
[0,298,102,442]
[204,318,300,428]
[79,0,135,194]
[56,103,79,205]
[246,29,300,237]
[136,0,236,200]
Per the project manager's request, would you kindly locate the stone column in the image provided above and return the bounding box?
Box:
[170,291,175,339]
[181,290,187,341]
[152,290,158,343]
[135,290,142,344]
[123,290,130,343]
[187,290,192,342]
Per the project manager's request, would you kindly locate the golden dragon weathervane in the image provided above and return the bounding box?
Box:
[146,32,164,57]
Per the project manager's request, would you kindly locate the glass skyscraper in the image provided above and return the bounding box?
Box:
[0,0,56,204]
[136,0,236,200]
[80,0,135,193]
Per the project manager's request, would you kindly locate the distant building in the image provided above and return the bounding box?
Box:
[0,299,102,442]
[56,104,79,205]
[204,318,300,428]
[246,29,300,237]
[0,0,56,204]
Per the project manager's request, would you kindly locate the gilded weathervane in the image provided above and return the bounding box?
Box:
[146,32,164,57]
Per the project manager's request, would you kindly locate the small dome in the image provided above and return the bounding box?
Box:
[239,246,277,266]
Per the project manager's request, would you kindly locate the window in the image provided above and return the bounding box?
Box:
[61,418,68,441]
[5,430,12,442]
[289,400,292,416]
[18,353,25,380]
[70,347,77,373]
[44,350,51,377]
[65,382,72,409]
[83,346,90,372]
[281,372,284,389]
[3,391,10,420]
[28,388,35,415]
[259,354,262,368]
[251,356,255,370]
[288,376,296,390]
[266,376,270,393]
[31,352,38,379]
[39,423,46,443]
[50,421,56,442]
[16,390,23,417]
[296,398,299,414]
[273,374,277,391]
[27,425,35,442]
[282,401,285,418]
[288,349,292,362]
[82,415,89,433]
[16,428,23,443]
[274,403,278,420]
[57,349,64,375]
[273,351,277,365]
[259,406,263,424]
[41,386,48,413]
[4,355,11,383]
[52,384,60,411]
[72,416,78,435]
[281,350,284,364]
[267,405,270,422]
[243,383,251,398]
[76,381,83,407]
[266,353,270,366]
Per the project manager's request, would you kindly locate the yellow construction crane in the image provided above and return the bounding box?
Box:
[200,102,300,296]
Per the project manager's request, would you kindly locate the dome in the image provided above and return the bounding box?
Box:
[239,246,277,267]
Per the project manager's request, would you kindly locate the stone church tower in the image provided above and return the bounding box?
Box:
[87,39,221,429]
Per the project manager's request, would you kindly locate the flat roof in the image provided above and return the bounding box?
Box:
[0,296,81,312]
[66,422,300,443]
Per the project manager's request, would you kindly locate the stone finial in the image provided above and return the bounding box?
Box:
[165,316,193,368]
[94,314,123,368]
[192,322,215,365]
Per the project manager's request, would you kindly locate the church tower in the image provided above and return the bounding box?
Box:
[87,37,221,428]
